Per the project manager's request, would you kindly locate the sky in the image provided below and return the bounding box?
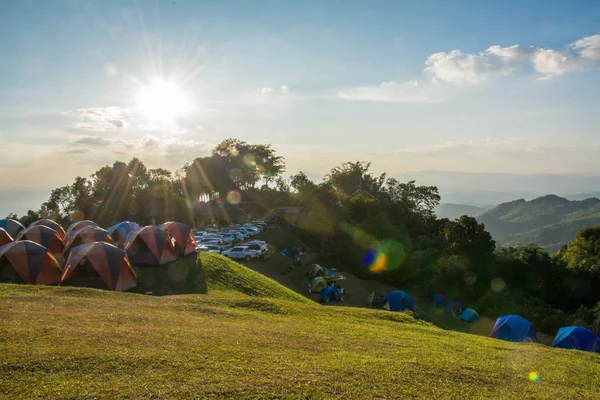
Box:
[1,0,600,215]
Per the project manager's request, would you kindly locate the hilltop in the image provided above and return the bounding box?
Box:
[478,195,600,252]
[435,203,491,220]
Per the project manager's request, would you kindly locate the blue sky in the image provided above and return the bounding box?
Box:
[1,0,600,215]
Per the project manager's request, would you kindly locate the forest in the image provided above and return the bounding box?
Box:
[7,139,600,334]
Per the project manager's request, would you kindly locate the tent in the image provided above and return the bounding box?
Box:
[16,225,64,255]
[107,221,140,247]
[364,291,385,307]
[66,220,99,236]
[459,308,480,323]
[0,240,62,285]
[0,219,25,238]
[381,290,415,312]
[309,276,330,293]
[432,293,446,308]
[552,326,600,353]
[124,226,177,266]
[0,228,13,247]
[306,264,326,279]
[320,286,341,303]
[30,219,66,240]
[159,221,196,255]
[60,242,137,291]
[63,226,114,256]
[491,315,537,342]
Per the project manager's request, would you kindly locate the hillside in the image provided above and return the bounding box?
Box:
[478,195,600,252]
[2,283,600,399]
[435,203,490,220]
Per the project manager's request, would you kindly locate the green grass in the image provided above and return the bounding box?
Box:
[1,281,600,399]
[200,253,312,304]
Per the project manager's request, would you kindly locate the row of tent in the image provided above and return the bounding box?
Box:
[381,290,600,354]
[0,218,199,292]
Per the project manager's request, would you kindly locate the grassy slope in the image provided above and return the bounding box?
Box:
[2,285,600,399]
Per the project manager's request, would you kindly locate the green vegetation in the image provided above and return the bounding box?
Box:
[435,203,490,220]
[200,253,312,304]
[478,195,600,252]
[2,283,600,399]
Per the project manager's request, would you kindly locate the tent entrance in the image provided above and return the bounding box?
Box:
[0,257,24,284]
[63,260,107,289]
[128,237,159,265]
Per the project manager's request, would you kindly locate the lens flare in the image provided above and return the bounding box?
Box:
[230,145,239,156]
[491,278,506,292]
[361,239,405,273]
[226,190,241,205]
[528,371,540,382]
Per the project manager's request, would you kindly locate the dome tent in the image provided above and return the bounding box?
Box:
[107,221,140,247]
[60,242,137,291]
[309,276,330,293]
[63,226,114,256]
[0,240,62,285]
[552,326,599,353]
[459,308,480,323]
[17,225,64,255]
[381,290,414,312]
[491,315,537,342]
[65,220,99,236]
[158,221,196,256]
[364,291,385,307]
[0,228,13,247]
[320,286,341,303]
[124,226,177,266]
[0,219,25,238]
[30,219,66,240]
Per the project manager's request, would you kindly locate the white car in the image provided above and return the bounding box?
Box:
[222,245,263,261]
[244,240,268,252]
[196,244,223,254]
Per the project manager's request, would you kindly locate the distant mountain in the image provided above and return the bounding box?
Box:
[435,203,490,220]
[478,195,600,253]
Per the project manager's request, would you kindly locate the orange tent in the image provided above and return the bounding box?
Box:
[125,226,177,266]
[0,240,62,285]
[60,242,137,291]
[0,228,13,247]
[63,226,114,256]
[159,221,196,256]
[17,225,64,255]
[0,219,25,238]
[30,219,66,240]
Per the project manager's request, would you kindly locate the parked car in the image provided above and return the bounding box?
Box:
[221,233,236,244]
[243,223,262,233]
[244,240,268,252]
[196,244,223,253]
[229,231,246,241]
[222,245,263,261]
[239,227,259,237]
[244,243,267,255]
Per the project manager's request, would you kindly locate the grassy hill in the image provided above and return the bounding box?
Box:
[3,282,600,399]
[435,203,491,220]
[478,195,600,252]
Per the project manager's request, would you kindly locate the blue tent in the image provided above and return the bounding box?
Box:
[491,315,537,342]
[320,286,341,303]
[552,326,600,353]
[459,308,480,323]
[432,293,446,308]
[381,290,414,312]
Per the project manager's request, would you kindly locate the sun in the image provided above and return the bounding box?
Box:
[136,79,191,123]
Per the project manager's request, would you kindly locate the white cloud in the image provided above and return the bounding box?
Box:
[338,80,441,103]
[66,107,131,131]
[426,33,600,82]
[258,86,289,96]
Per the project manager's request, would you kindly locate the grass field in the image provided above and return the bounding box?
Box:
[1,255,599,399]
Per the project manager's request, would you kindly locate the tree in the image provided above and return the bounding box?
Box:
[561,226,600,274]
[325,161,386,198]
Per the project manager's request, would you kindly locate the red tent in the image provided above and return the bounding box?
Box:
[17,225,64,255]
[63,226,114,256]
[0,228,13,247]
[0,240,62,285]
[30,219,66,240]
[159,221,196,256]
[60,242,137,291]
[124,226,177,266]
